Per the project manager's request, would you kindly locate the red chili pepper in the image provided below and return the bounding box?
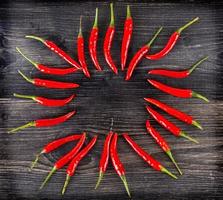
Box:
[95,131,113,189]
[122,133,177,179]
[61,135,98,195]
[25,35,82,70]
[13,93,76,107]
[16,47,78,75]
[121,5,133,71]
[145,120,182,175]
[18,70,79,89]
[146,17,199,60]
[146,106,198,143]
[148,56,208,78]
[110,133,131,197]
[103,3,118,75]
[77,16,91,78]
[30,133,83,170]
[89,8,102,71]
[144,97,202,130]
[8,110,76,133]
[40,133,86,189]
[148,79,209,102]
[125,27,163,80]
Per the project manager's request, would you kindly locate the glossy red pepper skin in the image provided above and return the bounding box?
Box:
[95,131,113,189]
[78,17,91,78]
[121,5,133,71]
[103,3,118,75]
[25,35,82,70]
[148,79,209,102]
[89,8,102,71]
[125,27,163,80]
[62,135,98,195]
[149,69,189,78]
[14,93,76,107]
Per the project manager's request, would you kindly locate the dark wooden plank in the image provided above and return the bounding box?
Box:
[0,0,223,200]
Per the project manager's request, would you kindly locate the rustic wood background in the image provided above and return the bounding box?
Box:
[0,0,222,199]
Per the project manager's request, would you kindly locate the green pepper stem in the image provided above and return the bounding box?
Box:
[161,166,177,179]
[8,121,35,134]
[188,56,208,74]
[61,174,71,195]
[120,175,131,198]
[166,150,182,175]
[192,91,209,103]
[95,170,104,189]
[192,120,203,130]
[147,27,163,47]
[40,166,57,190]
[180,131,199,144]
[30,150,44,170]
[13,93,36,101]
[18,70,34,84]
[78,16,83,37]
[177,17,199,34]
[25,35,46,44]
[110,3,114,27]
[16,47,38,67]
[126,5,131,19]
[93,8,98,28]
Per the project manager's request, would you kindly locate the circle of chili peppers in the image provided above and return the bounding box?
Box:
[9,3,209,198]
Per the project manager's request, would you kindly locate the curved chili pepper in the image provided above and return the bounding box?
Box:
[148,79,209,102]
[148,56,208,78]
[144,97,202,130]
[77,16,91,78]
[123,133,177,179]
[121,5,133,71]
[103,3,118,74]
[16,47,78,75]
[89,8,102,71]
[25,35,82,70]
[145,120,182,175]
[146,17,199,60]
[13,93,76,107]
[95,131,113,189]
[8,110,76,133]
[18,70,79,89]
[40,133,86,189]
[146,106,198,143]
[30,133,83,170]
[110,133,131,197]
[62,135,98,195]
[125,27,163,80]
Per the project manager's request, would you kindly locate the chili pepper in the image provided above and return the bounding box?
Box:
[16,47,78,75]
[146,106,198,143]
[148,79,209,102]
[77,16,91,78]
[121,5,133,71]
[62,135,98,195]
[146,17,199,60]
[89,8,102,71]
[122,133,177,179]
[125,27,163,81]
[18,70,79,89]
[148,56,208,78]
[40,133,86,189]
[145,120,182,175]
[103,3,118,75]
[25,35,82,70]
[110,133,131,197]
[13,93,76,107]
[30,133,83,170]
[144,97,202,130]
[8,110,76,133]
[95,131,113,189]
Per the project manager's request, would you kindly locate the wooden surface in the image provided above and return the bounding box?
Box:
[0,0,223,199]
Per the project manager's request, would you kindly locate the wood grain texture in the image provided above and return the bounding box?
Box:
[0,0,223,199]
